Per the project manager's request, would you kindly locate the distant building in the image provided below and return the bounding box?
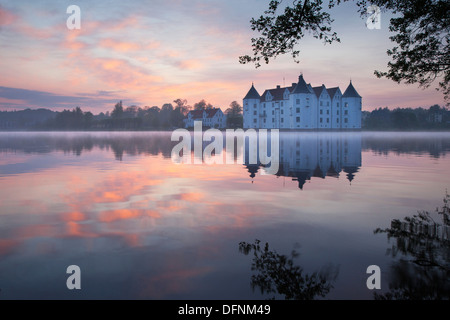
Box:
[243,74,362,130]
[184,108,227,129]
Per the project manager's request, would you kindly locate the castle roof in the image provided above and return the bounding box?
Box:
[292,74,311,94]
[312,85,328,98]
[260,84,296,102]
[243,84,261,100]
[187,108,220,119]
[327,87,340,99]
[343,81,361,98]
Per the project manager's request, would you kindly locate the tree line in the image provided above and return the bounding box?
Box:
[0,99,244,130]
[1,102,447,130]
[362,105,449,130]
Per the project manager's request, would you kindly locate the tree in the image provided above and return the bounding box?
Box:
[239,239,339,300]
[193,99,214,111]
[374,192,450,299]
[124,105,138,118]
[160,103,174,128]
[111,101,124,119]
[146,106,160,128]
[225,101,244,128]
[239,0,450,103]
[173,98,191,116]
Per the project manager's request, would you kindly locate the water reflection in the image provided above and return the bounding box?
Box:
[239,239,339,300]
[0,132,449,299]
[374,193,450,299]
[1,131,450,188]
[362,133,450,158]
[244,133,362,188]
[0,132,175,160]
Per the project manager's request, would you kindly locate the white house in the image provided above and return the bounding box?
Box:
[184,108,227,129]
[243,74,362,130]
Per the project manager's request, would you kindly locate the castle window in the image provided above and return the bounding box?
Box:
[264,119,266,123]
[337,118,339,123]
[327,102,329,106]
[281,109,284,114]
[281,102,284,107]
[254,118,257,123]
[345,102,348,107]
[296,99,300,104]
[337,102,339,107]
[344,118,348,123]
[327,118,329,123]
[253,111,257,115]
[327,110,329,115]
[263,103,265,108]
[245,101,248,106]
[272,118,274,123]
[272,103,274,108]
[337,110,339,115]
[296,116,300,122]
[320,109,323,115]
[296,108,300,113]
[320,118,323,123]
[281,118,284,123]
[344,110,348,115]
[254,104,257,108]
[272,110,274,115]
[320,101,323,106]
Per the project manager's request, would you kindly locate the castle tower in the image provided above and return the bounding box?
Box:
[342,80,362,129]
[290,74,316,129]
[243,83,261,129]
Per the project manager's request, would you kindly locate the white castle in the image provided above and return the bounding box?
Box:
[243,74,362,129]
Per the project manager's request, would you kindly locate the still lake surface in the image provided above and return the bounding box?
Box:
[0,131,449,299]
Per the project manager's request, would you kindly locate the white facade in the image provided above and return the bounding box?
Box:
[243,74,362,130]
[184,108,227,129]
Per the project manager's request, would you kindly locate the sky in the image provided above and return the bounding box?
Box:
[0,0,446,113]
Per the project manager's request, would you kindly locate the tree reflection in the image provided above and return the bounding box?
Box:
[374,193,450,299]
[239,239,339,300]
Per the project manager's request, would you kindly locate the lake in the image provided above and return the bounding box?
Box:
[0,131,449,299]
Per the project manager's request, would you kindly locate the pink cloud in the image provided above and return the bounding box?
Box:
[175,59,203,70]
[0,7,17,25]
[99,39,141,52]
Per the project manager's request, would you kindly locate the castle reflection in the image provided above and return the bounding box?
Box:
[244,133,362,189]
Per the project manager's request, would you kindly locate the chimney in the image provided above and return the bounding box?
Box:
[276,85,280,89]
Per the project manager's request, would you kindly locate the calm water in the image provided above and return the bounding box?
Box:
[0,131,449,300]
